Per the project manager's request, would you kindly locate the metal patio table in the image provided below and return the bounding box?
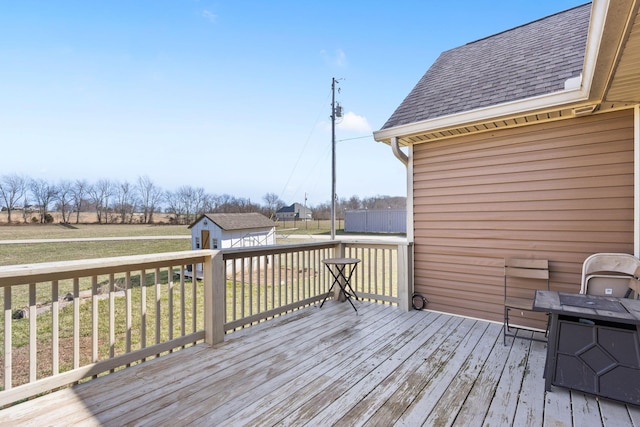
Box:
[320,257,361,312]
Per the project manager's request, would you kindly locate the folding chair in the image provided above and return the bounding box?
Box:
[580,253,640,298]
[504,258,549,345]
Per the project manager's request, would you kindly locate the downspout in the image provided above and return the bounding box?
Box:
[635,105,639,258]
[391,136,408,166]
[390,137,413,242]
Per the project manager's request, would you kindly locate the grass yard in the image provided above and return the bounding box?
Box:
[0,223,190,240]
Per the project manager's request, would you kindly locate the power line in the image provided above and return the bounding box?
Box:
[336,135,372,142]
[278,89,332,202]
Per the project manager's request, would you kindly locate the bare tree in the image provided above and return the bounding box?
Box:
[262,193,286,219]
[29,178,58,223]
[175,186,207,225]
[0,174,27,223]
[71,179,90,224]
[137,175,163,223]
[88,179,114,224]
[344,195,361,210]
[113,180,137,223]
[164,190,184,224]
[56,180,74,223]
[192,187,208,221]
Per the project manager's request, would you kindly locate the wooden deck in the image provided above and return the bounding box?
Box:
[2,301,639,426]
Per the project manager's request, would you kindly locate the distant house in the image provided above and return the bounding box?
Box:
[373,1,640,325]
[188,212,276,250]
[275,203,313,221]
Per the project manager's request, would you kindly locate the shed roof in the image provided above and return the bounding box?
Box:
[381,3,591,130]
[189,213,275,231]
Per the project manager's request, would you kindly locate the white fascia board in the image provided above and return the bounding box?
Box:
[374,0,610,144]
[372,88,588,143]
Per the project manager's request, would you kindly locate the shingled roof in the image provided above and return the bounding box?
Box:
[382,3,591,130]
[189,212,275,231]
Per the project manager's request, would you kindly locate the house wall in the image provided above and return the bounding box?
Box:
[412,109,635,325]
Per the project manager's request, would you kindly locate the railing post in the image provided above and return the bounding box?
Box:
[205,250,225,345]
[397,242,414,312]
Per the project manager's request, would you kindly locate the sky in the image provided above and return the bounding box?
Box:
[0,0,589,207]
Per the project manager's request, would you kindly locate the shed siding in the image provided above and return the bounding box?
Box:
[413,109,634,324]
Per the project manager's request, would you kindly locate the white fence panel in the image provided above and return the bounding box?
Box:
[344,209,406,233]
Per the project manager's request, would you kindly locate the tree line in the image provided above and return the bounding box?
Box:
[0,174,406,225]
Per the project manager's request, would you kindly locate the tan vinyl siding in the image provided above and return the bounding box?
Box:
[412,109,635,325]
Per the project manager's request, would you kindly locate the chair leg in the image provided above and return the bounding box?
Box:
[503,306,509,346]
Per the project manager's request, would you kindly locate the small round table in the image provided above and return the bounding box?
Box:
[320,257,361,312]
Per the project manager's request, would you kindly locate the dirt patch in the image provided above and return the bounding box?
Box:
[0,336,97,389]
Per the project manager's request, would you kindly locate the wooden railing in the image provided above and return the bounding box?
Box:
[0,240,412,406]
[220,241,412,331]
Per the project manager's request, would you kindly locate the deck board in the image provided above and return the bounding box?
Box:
[1,301,638,426]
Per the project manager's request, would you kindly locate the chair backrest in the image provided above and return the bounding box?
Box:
[504,258,550,300]
[580,253,640,297]
[628,275,640,298]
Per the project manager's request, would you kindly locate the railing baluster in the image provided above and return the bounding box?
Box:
[241,258,246,319]
[287,253,292,305]
[296,252,300,302]
[191,263,196,333]
[304,250,309,300]
[155,268,161,348]
[231,259,237,323]
[381,249,387,303]
[374,249,379,302]
[126,271,132,357]
[29,283,36,382]
[109,273,115,363]
[269,254,275,311]
[168,266,174,343]
[91,276,98,365]
[52,279,59,375]
[4,286,12,390]
[261,255,266,313]
[277,254,282,308]
[141,269,146,350]
[249,257,254,317]
[180,265,186,337]
[73,277,79,369]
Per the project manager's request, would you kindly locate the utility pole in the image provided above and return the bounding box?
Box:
[330,77,342,240]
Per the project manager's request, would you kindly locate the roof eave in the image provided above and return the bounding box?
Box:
[373,87,590,145]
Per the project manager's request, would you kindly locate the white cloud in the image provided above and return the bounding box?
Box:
[202,10,217,23]
[320,49,347,67]
[338,111,371,133]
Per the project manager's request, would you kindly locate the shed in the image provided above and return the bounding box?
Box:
[188,212,276,250]
[275,203,313,221]
[373,0,640,326]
